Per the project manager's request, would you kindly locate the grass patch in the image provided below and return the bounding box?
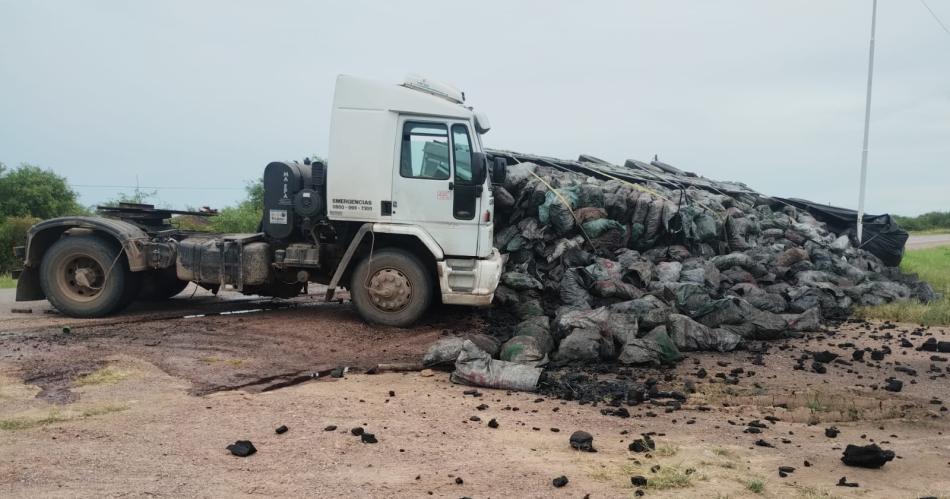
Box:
[746,477,766,494]
[654,443,679,457]
[200,356,246,367]
[74,367,129,386]
[858,300,950,327]
[647,464,700,490]
[0,404,128,431]
[586,461,639,482]
[712,447,736,458]
[806,390,829,413]
[707,447,739,468]
[0,274,15,289]
[586,460,703,490]
[857,247,950,326]
[699,459,737,470]
[794,485,838,498]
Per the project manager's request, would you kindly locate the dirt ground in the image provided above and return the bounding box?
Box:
[1,287,949,498]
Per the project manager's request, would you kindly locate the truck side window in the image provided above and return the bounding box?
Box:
[400,122,450,180]
[451,124,472,183]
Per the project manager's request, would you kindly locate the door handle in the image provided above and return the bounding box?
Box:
[448,182,454,190]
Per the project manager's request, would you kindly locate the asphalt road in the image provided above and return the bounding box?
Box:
[0,283,352,332]
[906,233,950,250]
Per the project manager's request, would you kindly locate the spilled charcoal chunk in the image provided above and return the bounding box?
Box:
[884,378,903,392]
[552,475,569,488]
[841,444,895,468]
[569,430,596,452]
[812,350,838,363]
[360,433,378,444]
[837,476,859,487]
[226,440,257,457]
[628,435,656,453]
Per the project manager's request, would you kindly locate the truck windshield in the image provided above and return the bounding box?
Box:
[400,122,450,180]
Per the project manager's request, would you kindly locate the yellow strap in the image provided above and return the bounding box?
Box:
[595,169,675,204]
[527,170,597,251]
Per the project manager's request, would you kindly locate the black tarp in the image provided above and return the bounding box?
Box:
[485,148,909,268]
[775,198,908,267]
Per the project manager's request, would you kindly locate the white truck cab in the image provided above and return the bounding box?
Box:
[325,74,503,308]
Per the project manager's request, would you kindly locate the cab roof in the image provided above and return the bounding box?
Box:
[332,74,474,121]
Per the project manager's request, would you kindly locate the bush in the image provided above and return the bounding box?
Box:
[208,203,262,233]
[0,216,40,274]
[208,180,262,233]
[894,211,950,232]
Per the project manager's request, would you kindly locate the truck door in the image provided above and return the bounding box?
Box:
[391,118,480,257]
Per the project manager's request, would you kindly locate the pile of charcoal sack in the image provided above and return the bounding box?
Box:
[424,151,938,390]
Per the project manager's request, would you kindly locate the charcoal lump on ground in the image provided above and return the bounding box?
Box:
[481,159,936,367]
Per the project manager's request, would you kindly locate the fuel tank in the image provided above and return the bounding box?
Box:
[176,236,271,289]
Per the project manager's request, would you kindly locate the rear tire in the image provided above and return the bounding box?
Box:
[40,235,133,318]
[138,268,188,301]
[350,248,433,327]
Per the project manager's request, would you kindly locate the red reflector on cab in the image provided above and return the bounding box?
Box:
[484,211,491,222]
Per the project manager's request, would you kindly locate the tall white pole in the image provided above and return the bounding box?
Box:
[857,0,878,244]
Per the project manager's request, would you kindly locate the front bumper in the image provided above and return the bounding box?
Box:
[439,248,504,306]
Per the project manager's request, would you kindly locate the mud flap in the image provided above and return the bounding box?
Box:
[15,267,43,301]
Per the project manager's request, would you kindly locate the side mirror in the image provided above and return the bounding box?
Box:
[469,152,488,185]
[491,157,507,185]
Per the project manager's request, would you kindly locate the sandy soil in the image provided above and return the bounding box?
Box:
[1,292,949,498]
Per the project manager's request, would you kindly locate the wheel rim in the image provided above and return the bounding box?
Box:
[55,254,106,302]
[366,268,412,312]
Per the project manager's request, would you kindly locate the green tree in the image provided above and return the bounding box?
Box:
[245,178,263,208]
[0,162,88,275]
[0,163,86,219]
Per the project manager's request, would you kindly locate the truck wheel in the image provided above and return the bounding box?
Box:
[350,248,432,327]
[138,268,189,301]
[39,235,133,318]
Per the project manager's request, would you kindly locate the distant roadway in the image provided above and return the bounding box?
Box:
[906,234,950,250]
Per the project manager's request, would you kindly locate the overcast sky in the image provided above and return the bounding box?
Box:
[1,0,947,215]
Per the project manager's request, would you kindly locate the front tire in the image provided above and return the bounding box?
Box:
[39,235,134,318]
[349,248,433,327]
